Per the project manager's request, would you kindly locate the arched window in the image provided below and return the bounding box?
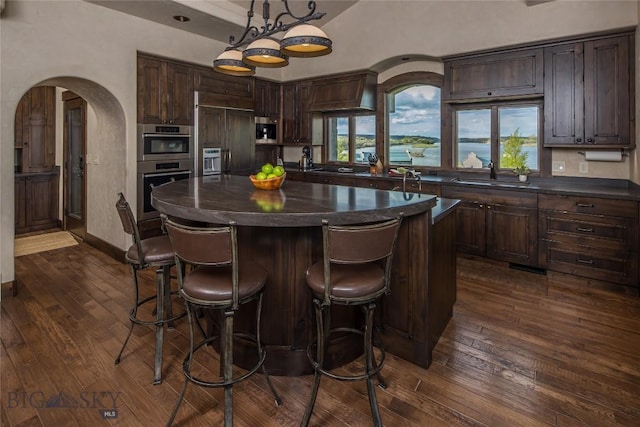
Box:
[377,72,443,169]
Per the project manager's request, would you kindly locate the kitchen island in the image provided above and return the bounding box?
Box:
[152,175,458,375]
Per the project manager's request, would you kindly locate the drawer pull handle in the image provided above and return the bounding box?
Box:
[576,258,594,265]
[576,227,594,233]
[576,203,595,208]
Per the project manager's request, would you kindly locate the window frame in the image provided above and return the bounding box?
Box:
[323,112,377,165]
[451,99,549,177]
[377,72,447,171]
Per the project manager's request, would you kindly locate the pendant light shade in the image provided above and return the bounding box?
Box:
[280,24,332,57]
[213,49,255,76]
[243,38,289,68]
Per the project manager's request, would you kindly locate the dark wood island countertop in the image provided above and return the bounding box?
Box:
[151,174,437,226]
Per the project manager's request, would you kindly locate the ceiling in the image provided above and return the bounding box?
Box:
[87,0,359,45]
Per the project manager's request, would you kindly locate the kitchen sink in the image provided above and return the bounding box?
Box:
[450,176,530,188]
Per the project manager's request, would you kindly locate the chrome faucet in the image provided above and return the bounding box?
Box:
[402,169,422,193]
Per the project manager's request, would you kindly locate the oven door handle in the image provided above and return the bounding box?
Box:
[143,133,191,138]
[145,170,191,178]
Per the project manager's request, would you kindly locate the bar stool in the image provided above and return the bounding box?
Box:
[162,216,282,427]
[301,215,403,427]
[114,192,185,385]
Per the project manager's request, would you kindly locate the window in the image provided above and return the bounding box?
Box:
[387,85,441,167]
[455,103,540,172]
[326,114,375,164]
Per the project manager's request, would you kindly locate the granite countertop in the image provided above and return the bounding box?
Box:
[286,165,640,201]
[152,174,437,227]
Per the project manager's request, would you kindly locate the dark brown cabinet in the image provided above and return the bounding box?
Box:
[538,194,638,286]
[442,187,538,267]
[254,79,280,119]
[544,34,633,147]
[137,56,194,125]
[15,86,56,173]
[443,48,544,101]
[194,66,254,100]
[281,81,314,145]
[15,169,60,235]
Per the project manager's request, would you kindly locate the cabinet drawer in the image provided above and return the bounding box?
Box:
[538,194,638,218]
[541,239,637,286]
[540,212,637,251]
[442,186,537,207]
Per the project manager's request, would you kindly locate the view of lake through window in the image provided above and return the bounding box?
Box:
[330,85,442,166]
[456,105,539,171]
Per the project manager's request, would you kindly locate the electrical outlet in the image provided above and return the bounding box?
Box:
[579,162,589,173]
[552,161,565,172]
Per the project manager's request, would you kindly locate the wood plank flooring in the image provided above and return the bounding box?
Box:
[2,241,640,426]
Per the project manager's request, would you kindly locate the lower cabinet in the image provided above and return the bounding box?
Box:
[442,187,538,267]
[538,194,638,286]
[15,168,60,235]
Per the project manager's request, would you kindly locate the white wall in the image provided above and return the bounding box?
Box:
[0,0,638,285]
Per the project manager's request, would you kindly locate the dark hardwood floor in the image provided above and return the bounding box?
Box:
[2,241,639,426]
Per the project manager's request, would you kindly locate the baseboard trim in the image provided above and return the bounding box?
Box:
[84,233,126,263]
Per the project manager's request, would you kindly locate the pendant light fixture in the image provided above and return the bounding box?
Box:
[280,24,332,57]
[213,48,256,76]
[213,0,332,76]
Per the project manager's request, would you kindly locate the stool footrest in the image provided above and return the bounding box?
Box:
[307,326,386,382]
[183,333,267,388]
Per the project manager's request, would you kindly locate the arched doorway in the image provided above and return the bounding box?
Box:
[9,76,128,282]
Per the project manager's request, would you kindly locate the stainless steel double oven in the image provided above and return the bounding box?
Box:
[137,124,194,220]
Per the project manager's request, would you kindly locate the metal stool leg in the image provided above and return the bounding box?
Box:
[222,309,234,427]
[256,294,282,405]
[153,267,166,385]
[164,265,175,330]
[363,302,382,426]
[166,301,193,427]
[115,265,140,365]
[300,300,330,427]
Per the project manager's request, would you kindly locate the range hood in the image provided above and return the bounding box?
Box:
[308,70,377,112]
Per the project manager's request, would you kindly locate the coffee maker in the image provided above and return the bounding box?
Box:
[301,145,313,171]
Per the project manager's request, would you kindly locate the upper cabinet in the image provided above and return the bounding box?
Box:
[282,81,314,145]
[194,66,254,101]
[544,34,634,147]
[443,48,544,102]
[254,79,280,119]
[308,71,377,112]
[137,55,194,125]
[15,86,56,173]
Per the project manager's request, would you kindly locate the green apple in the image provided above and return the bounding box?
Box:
[255,172,268,180]
[273,165,285,177]
[261,163,274,175]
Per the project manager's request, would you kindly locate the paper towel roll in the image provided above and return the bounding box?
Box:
[584,150,623,162]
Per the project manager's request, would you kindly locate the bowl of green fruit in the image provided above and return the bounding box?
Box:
[250,163,286,190]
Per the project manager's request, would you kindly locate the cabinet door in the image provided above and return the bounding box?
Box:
[165,62,193,125]
[18,86,56,173]
[454,200,486,256]
[297,82,313,145]
[27,173,59,230]
[137,56,164,124]
[226,109,255,172]
[194,67,254,99]
[486,204,537,266]
[281,83,298,144]
[15,177,27,232]
[583,35,631,146]
[444,48,544,101]
[255,79,280,118]
[543,42,584,146]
